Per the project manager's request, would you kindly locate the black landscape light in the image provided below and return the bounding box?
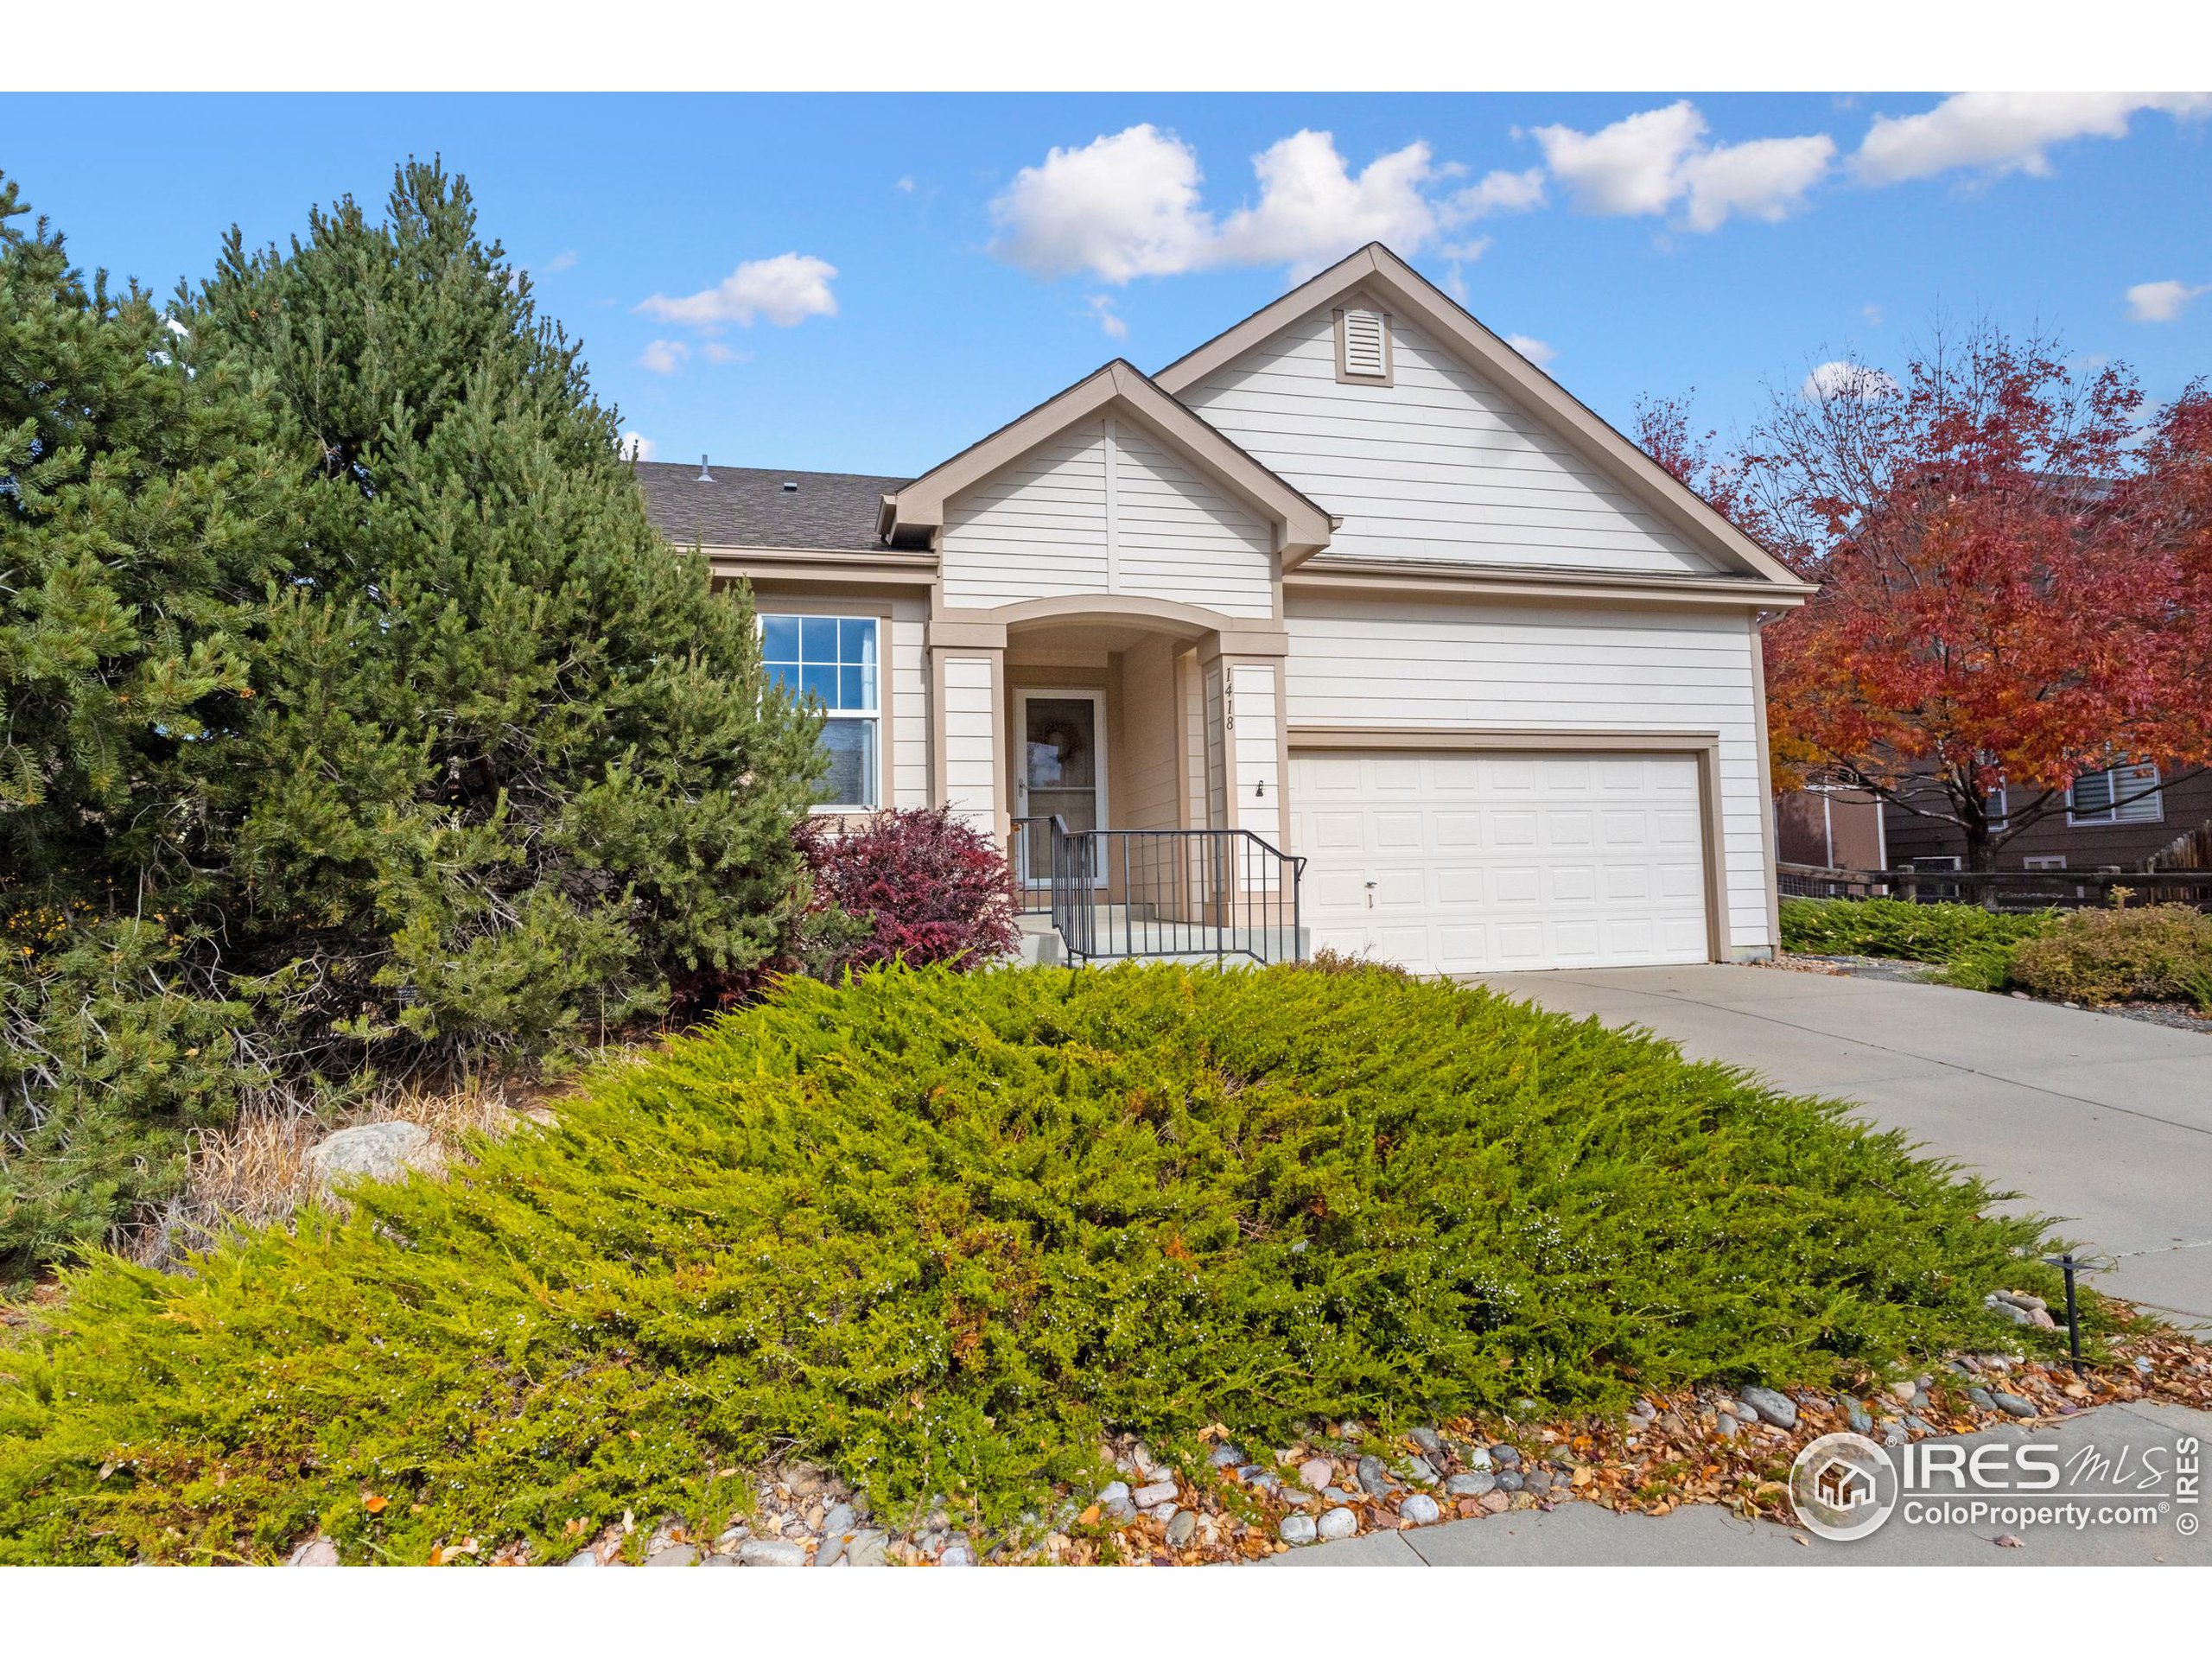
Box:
[2043,1253,2088,1374]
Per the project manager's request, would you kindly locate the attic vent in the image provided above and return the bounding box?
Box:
[781,480,798,492]
[1338,307,1390,383]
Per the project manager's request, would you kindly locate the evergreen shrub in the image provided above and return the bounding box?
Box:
[0,963,2065,1563]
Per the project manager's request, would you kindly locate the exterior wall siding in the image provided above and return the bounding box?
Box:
[1116,635,1185,833]
[1281,595,1772,951]
[939,654,998,830]
[889,603,930,809]
[1228,662,1287,849]
[1883,768,2212,869]
[1181,306,1721,575]
[939,416,1274,618]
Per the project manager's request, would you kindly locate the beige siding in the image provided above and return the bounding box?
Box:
[940,654,998,830]
[941,427,1109,607]
[1180,651,1210,829]
[1183,307,1720,575]
[1281,596,1771,951]
[1203,661,1228,832]
[888,604,930,809]
[1117,635,1184,832]
[939,417,1274,618]
[1113,425,1274,617]
[1228,662,1287,848]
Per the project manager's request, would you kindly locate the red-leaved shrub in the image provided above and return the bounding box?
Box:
[795,805,1020,975]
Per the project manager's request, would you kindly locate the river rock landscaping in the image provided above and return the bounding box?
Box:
[0,962,2185,1566]
[291,1311,2212,1567]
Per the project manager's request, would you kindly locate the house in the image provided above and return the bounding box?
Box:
[1774,774,1887,871]
[1881,765,2212,874]
[635,244,1815,975]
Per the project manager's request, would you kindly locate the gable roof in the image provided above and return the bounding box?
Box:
[879,359,1334,560]
[636,461,906,552]
[1154,243,1812,592]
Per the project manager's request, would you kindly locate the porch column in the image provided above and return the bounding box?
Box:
[1199,637,1288,849]
[1223,659,1287,848]
[929,643,1006,842]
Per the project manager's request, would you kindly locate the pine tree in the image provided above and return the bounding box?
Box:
[2,169,304,1264]
[2,162,823,1273]
[189,160,823,1071]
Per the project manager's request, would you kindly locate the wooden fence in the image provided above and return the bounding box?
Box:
[1777,862,2212,911]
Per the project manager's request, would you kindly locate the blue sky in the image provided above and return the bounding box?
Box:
[4,92,2208,476]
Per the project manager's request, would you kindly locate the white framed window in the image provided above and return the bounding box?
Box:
[762,613,879,810]
[1986,785,2009,833]
[2068,763,2162,827]
[1334,305,1392,384]
[2022,855,2068,870]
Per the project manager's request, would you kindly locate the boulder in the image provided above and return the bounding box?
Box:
[306,1121,445,1190]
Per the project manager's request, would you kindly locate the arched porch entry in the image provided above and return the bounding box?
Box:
[925,595,1304,961]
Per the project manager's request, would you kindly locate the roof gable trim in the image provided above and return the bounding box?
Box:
[1153,244,1805,590]
[880,360,1332,560]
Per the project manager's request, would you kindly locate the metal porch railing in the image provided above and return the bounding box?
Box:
[1008,814,1306,965]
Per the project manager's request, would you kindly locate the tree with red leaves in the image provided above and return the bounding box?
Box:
[1651,321,2210,872]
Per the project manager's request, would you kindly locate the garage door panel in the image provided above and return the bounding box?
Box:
[1288,747,1710,976]
[1548,864,1597,901]
[1491,810,1540,847]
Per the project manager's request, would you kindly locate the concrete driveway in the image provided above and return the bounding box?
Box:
[1465,965,2212,1328]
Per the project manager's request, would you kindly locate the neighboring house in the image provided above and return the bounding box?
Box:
[1774,775,1886,870]
[635,245,1813,975]
[1881,764,2212,872]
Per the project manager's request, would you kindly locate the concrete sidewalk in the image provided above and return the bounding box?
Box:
[1465,965,2212,1328]
[1262,1401,2209,1567]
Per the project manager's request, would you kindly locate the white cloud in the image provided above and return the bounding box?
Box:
[1506,333,1556,367]
[620,432,656,462]
[702,341,754,365]
[1531,101,1833,231]
[1854,92,2212,185]
[1211,130,1446,280]
[1801,359,1900,402]
[894,175,917,194]
[1533,102,1708,216]
[1446,167,1545,222]
[2126,278,2209,322]
[1861,303,1884,327]
[540,250,580,275]
[1085,294,1128,340]
[639,339,690,375]
[636,252,839,329]
[989,124,1456,284]
[988,124,1211,283]
[1677,134,1836,232]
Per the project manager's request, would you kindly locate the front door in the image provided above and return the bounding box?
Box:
[1014,689,1108,888]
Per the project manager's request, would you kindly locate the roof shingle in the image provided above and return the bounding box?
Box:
[633,461,909,552]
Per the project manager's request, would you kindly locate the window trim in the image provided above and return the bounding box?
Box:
[758,603,893,814]
[1333,302,1395,386]
[2021,855,2068,870]
[2066,762,2164,829]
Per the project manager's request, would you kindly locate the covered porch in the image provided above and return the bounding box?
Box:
[926,597,1306,964]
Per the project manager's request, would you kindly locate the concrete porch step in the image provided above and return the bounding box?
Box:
[1014,908,1307,968]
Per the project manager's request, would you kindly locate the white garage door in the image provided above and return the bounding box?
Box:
[1287,748,1710,975]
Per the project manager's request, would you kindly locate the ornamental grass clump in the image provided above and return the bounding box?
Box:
[0,963,2066,1564]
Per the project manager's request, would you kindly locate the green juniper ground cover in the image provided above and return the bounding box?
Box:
[0,963,2069,1565]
